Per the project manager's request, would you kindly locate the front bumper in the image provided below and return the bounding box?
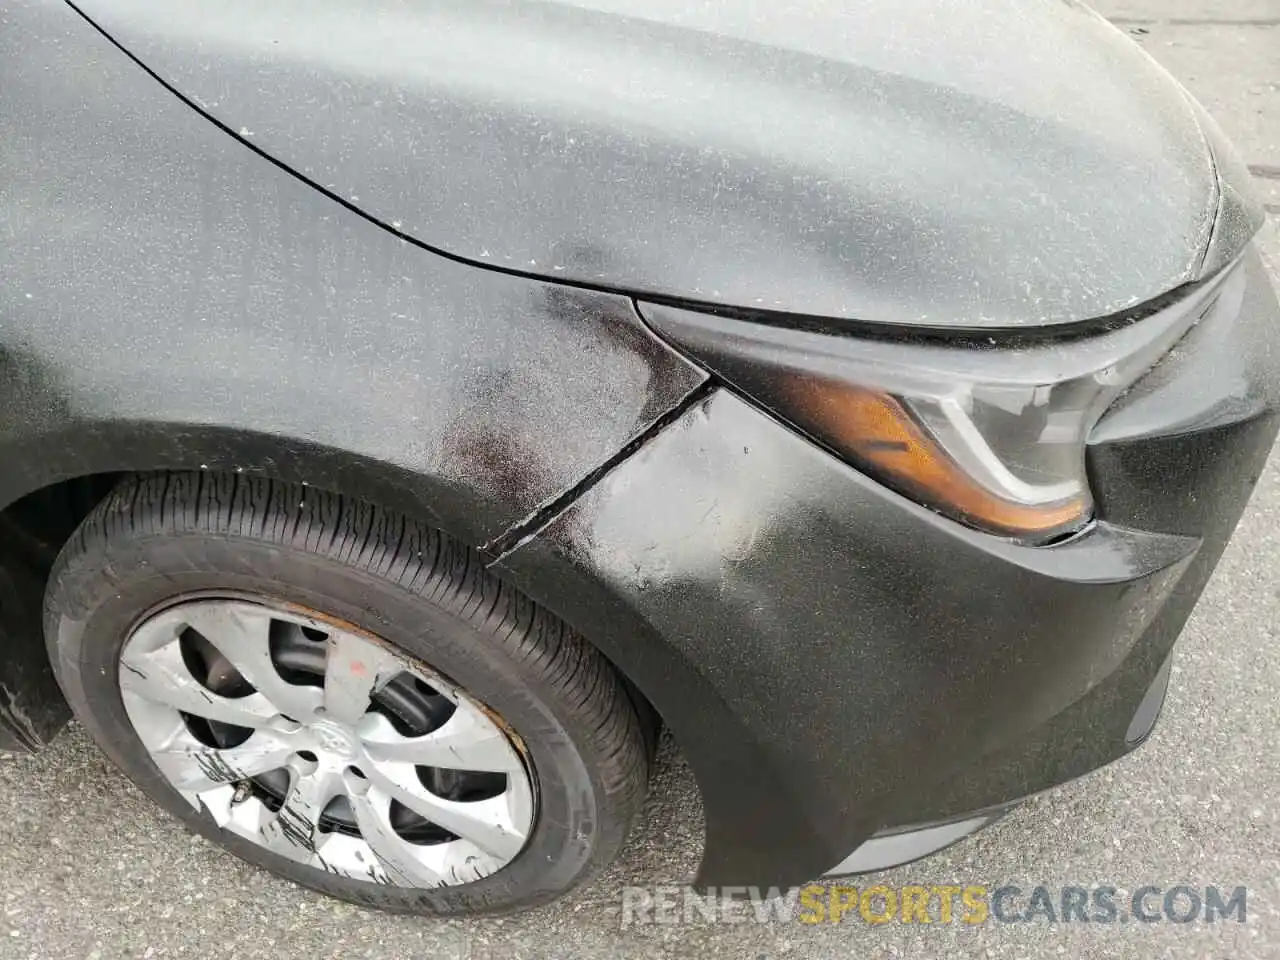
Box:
[825,808,1011,876]
[822,639,1173,876]
[495,245,1280,887]
[869,245,1280,833]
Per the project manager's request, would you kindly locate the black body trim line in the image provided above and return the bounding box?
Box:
[481,381,717,561]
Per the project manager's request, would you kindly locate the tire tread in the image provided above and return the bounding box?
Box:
[48,470,649,916]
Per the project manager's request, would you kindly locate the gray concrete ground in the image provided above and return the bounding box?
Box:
[2,2,1279,958]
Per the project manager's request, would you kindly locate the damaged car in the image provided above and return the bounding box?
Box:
[1,0,1277,915]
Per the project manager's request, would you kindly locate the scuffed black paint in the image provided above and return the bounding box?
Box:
[192,751,244,785]
[273,803,321,857]
[495,248,1280,885]
[481,380,719,560]
[0,0,705,550]
[118,662,148,682]
[2,0,1277,893]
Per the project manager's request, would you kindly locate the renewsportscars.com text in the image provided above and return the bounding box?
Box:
[619,884,1248,927]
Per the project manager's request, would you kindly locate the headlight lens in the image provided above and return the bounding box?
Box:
[783,379,1091,537]
[641,268,1231,542]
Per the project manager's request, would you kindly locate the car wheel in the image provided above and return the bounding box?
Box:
[44,472,649,916]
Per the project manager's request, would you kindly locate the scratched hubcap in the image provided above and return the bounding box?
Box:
[118,598,536,887]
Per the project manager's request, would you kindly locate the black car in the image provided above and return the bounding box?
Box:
[2,0,1277,917]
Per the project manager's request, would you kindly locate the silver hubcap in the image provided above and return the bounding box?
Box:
[118,599,536,888]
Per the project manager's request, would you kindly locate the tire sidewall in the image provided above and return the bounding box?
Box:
[47,531,613,916]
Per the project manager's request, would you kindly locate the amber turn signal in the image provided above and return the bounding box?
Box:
[784,377,1088,538]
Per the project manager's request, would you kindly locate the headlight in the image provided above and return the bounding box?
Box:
[641,267,1232,542]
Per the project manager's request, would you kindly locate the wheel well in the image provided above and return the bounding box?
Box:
[0,474,122,748]
[0,470,662,756]
[1,474,124,576]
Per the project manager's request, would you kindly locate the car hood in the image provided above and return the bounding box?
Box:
[76,0,1229,329]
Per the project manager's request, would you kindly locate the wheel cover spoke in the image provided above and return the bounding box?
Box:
[178,602,321,720]
[363,763,529,860]
[322,629,400,726]
[358,710,523,772]
[151,730,297,791]
[260,761,344,863]
[120,641,277,729]
[119,597,536,890]
[346,781,446,888]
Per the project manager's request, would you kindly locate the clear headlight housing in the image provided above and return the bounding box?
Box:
[642,265,1233,542]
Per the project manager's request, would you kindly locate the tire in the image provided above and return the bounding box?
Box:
[43,471,649,916]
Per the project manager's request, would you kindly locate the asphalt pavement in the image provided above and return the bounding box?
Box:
[2,2,1279,957]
